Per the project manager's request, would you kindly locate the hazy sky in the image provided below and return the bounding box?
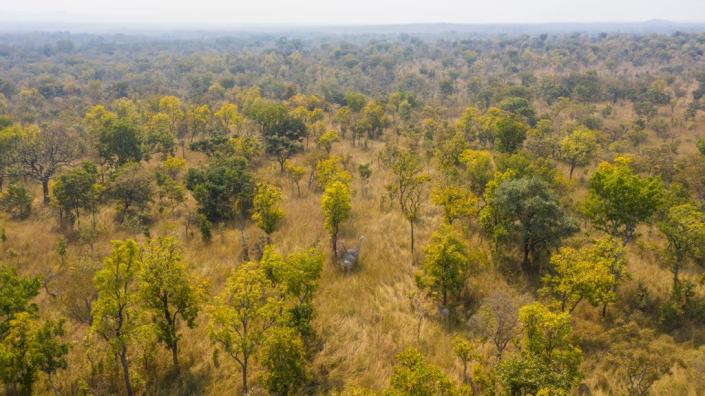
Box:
[2,0,705,25]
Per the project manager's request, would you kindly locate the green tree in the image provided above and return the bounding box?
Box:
[387,348,457,396]
[559,126,599,179]
[482,177,577,274]
[108,163,154,223]
[321,180,352,257]
[91,240,141,396]
[95,117,144,170]
[248,100,307,173]
[493,114,527,153]
[139,237,202,370]
[263,246,323,337]
[53,161,102,228]
[459,149,495,197]
[209,261,280,395]
[497,303,582,395]
[0,124,19,192]
[0,312,68,396]
[185,155,255,223]
[540,238,627,313]
[252,182,284,243]
[658,203,705,290]
[584,157,664,246]
[284,161,306,198]
[452,336,477,386]
[416,224,473,308]
[259,326,307,395]
[0,184,32,220]
[0,267,40,337]
[431,185,477,224]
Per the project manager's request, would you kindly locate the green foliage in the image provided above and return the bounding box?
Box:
[53,161,102,225]
[497,303,582,395]
[559,126,599,179]
[493,113,528,153]
[387,348,457,396]
[658,203,705,289]
[259,326,308,395]
[540,238,627,313]
[252,182,284,238]
[0,184,32,219]
[0,312,68,396]
[95,116,144,168]
[91,239,140,396]
[139,237,202,368]
[264,246,323,337]
[416,224,474,307]
[108,163,154,223]
[584,156,665,245]
[321,180,352,256]
[481,176,577,274]
[0,267,40,335]
[185,155,255,222]
[248,100,307,172]
[459,149,494,197]
[431,185,477,224]
[209,261,281,393]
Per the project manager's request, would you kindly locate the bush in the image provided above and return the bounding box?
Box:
[0,184,32,219]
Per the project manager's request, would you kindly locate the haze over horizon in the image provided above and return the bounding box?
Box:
[2,0,705,27]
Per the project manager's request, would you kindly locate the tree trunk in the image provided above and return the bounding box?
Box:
[332,230,338,258]
[239,228,249,262]
[410,220,415,265]
[241,356,249,395]
[0,174,3,192]
[171,343,179,370]
[42,177,50,205]
[569,163,575,180]
[522,238,530,274]
[119,347,134,396]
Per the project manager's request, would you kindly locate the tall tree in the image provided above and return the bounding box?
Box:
[321,180,352,257]
[482,177,577,274]
[559,126,599,179]
[91,240,140,396]
[15,124,80,205]
[497,303,582,395]
[139,237,202,370]
[658,203,705,290]
[252,182,284,243]
[209,261,280,395]
[584,157,664,246]
[416,224,473,308]
[540,238,627,313]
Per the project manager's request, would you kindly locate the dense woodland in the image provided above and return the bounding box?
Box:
[2,28,705,395]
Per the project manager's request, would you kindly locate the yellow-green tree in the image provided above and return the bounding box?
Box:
[559,126,599,179]
[284,161,306,197]
[540,238,627,313]
[416,224,473,308]
[139,237,203,370]
[214,102,243,135]
[431,185,477,224]
[259,326,308,395]
[658,203,705,290]
[497,303,582,395]
[91,240,140,396]
[321,180,352,257]
[584,157,664,246]
[252,182,284,243]
[209,261,280,395]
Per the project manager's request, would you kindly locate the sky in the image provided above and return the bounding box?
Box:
[1,0,705,26]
